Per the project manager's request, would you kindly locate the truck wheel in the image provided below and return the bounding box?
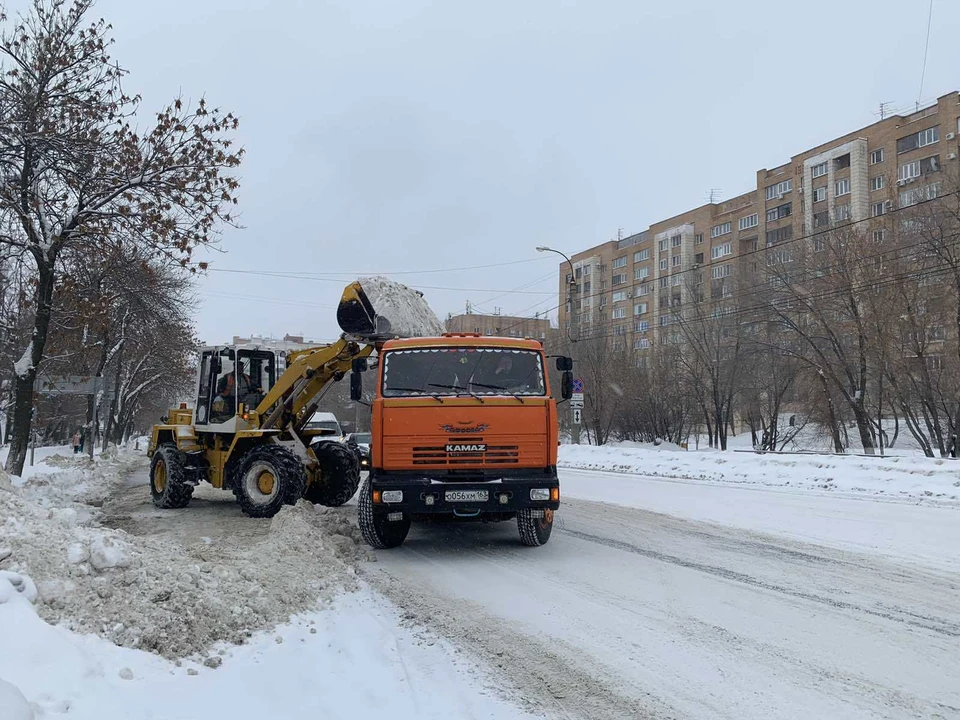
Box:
[232,445,306,518]
[150,443,194,509]
[358,480,410,549]
[304,441,361,507]
[517,508,554,547]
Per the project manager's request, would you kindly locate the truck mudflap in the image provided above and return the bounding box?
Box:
[366,474,560,517]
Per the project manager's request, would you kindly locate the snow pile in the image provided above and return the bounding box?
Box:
[0,450,371,661]
[559,443,960,503]
[357,275,444,338]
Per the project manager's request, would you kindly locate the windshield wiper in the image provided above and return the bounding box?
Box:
[467,381,527,403]
[428,383,485,403]
[386,387,444,402]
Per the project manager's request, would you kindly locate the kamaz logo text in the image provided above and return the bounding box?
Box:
[445,443,486,453]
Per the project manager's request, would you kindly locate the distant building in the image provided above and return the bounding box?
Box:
[445,312,550,340]
[231,333,335,369]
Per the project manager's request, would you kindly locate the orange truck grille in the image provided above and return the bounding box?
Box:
[410,437,519,466]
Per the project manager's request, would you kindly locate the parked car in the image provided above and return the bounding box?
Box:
[303,411,344,442]
[344,432,371,470]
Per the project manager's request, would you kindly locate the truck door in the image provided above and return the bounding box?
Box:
[195,350,217,425]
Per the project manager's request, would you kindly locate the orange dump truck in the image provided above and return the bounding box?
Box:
[350,333,574,549]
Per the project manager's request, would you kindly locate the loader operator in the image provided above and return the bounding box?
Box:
[213,364,259,418]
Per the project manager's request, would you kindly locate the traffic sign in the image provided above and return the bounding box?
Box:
[572,377,584,393]
[572,408,582,425]
[571,392,584,404]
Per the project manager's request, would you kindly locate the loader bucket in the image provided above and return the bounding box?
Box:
[337,276,444,341]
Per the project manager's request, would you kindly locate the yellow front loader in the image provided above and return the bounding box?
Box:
[146,277,443,518]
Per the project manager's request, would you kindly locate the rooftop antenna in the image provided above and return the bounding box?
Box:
[918,0,934,106]
[466,299,472,314]
[707,188,723,204]
[874,101,893,120]
[617,228,624,241]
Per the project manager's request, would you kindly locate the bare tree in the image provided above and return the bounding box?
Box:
[0,0,242,474]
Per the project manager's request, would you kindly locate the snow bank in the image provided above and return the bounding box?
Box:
[559,443,960,504]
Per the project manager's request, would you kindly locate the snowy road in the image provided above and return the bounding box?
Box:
[370,486,960,719]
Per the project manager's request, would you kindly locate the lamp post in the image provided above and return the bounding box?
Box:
[537,245,580,444]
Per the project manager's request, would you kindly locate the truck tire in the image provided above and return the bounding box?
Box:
[304,441,361,507]
[150,443,194,509]
[358,480,410,549]
[517,508,554,547]
[232,444,306,518]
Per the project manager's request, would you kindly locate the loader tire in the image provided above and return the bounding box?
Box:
[150,443,194,509]
[304,441,361,507]
[517,508,553,547]
[358,479,410,549]
[232,444,306,519]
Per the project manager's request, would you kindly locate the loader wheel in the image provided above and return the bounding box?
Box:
[150,443,194,509]
[358,479,410,549]
[304,441,361,507]
[517,508,553,547]
[232,445,306,519]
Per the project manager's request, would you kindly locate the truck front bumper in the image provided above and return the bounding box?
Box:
[367,474,559,516]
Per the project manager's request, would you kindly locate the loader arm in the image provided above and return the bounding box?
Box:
[255,337,373,433]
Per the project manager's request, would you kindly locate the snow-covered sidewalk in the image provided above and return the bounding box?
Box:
[559,442,960,505]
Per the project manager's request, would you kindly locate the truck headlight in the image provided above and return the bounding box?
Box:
[381,490,403,503]
[530,488,551,501]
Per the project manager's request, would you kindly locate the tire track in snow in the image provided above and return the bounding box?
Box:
[560,527,960,638]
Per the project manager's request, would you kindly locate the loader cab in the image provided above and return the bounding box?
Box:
[194,346,277,431]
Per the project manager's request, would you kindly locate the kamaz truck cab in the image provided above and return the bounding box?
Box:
[351,333,573,548]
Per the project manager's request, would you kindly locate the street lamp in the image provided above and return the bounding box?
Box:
[536,246,577,343]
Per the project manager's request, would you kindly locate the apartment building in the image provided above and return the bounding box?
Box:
[445,312,550,340]
[556,90,960,362]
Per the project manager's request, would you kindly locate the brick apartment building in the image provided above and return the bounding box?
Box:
[555,91,960,363]
[445,312,550,340]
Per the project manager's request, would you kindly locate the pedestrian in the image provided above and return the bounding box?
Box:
[78,431,84,454]
[72,430,80,454]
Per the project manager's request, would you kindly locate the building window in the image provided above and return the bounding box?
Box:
[871,176,885,191]
[870,148,885,164]
[738,213,759,230]
[671,255,682,268]
[835,178,850,196]
[634,337,650,350]
[811,162,828,178]
[637,283,650,295]
[834,204,851,222]
[659,315,670,327]
[635,267,649,280]
[711,242,733,260]
[766,226,793,244]
[599,295,607,306]
[766,202,792,222]
[634,303,648,316]
[711,264,732,279]
[671,274,682,286]
[659,259,667,271]
[897,126,939,153]
[612,290,626,302]
[834,153,851,170]
[711,222,732,238]
[765,179,792,200]
[671,234,682,248]
[900,182,942,207]
[612,273,627,286]
[612,308,626,319]
[872,202,885,217]
[658,239,668,252]
[695,233,703,245]
[899,160,920,182]
[873,229,885,243]
[813,186,826,202]
[659,277,669,289]
[634,249,650,262]
[581,264,591,276]
[613,256,627,269]
[814,237,825,252]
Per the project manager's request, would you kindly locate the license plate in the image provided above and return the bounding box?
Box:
[445,490,488,503]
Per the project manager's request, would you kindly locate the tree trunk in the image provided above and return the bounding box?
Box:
[5,260,56,476]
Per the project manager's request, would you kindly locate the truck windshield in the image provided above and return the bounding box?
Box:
[382,347,546,397]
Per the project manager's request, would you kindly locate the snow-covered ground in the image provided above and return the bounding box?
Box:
[559,441,960,504]
[0,447,533,720]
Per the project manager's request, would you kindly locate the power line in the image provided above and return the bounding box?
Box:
[206,256,548,278]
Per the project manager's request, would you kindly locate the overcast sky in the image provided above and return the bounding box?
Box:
[35,1,960,342]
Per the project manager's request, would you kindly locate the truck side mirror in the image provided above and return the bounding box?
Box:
[352,358,368,373]
[561,371,573,400]
[350,371,363,402]
[555,356,573,372]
